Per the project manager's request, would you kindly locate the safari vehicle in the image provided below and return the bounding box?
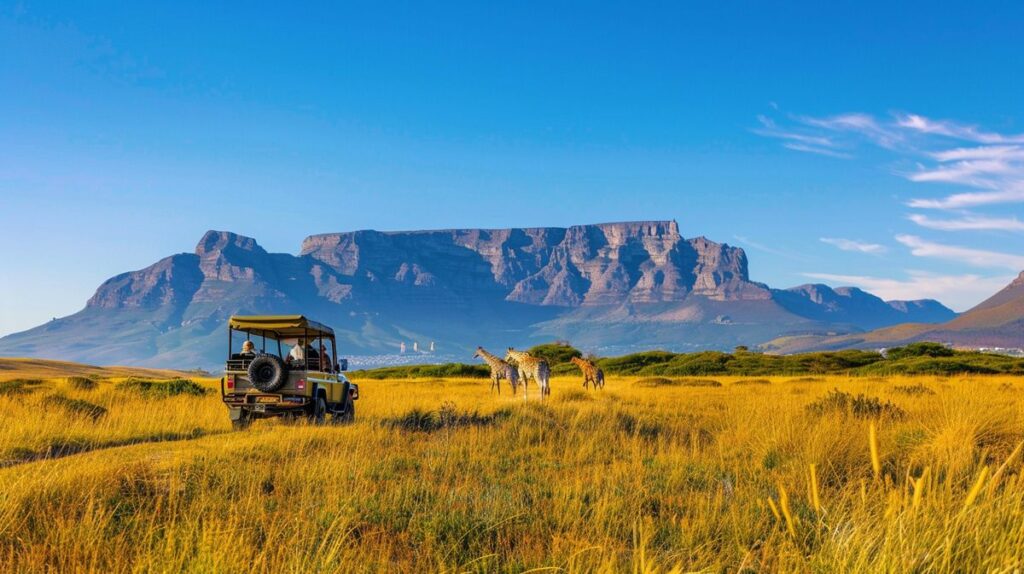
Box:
[221,315,357,430]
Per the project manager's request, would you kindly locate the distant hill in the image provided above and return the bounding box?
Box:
[0,357,196,382]
[0,221,955,369]
[765,271,1024,353]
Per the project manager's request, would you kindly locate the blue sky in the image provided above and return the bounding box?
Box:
[2,1,1024,336]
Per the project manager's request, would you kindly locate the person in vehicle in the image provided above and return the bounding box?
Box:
[240,340,256,358]
[319,343,331,372]
[288,339,307,363]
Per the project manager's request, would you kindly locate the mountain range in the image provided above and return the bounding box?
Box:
[0,221,960,369]
[765,270,1024,353]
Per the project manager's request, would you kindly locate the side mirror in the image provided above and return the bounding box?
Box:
[337,359,349,372]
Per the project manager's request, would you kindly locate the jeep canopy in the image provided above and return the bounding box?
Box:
[228,315,335,338]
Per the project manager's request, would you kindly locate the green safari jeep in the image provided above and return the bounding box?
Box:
[221,315,358,430]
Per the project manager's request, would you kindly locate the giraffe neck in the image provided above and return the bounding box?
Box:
[477,348,506,368]
[508,350,531,362]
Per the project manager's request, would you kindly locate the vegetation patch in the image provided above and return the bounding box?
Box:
[633,377,679,387]
[355,363,489,379]
[0,379,45,396]
[42,395,107,421]
[733,378,771,386]
[384,402,512,433]
[66,376,98,390]
[806,389,906,420]
[679,379,722,387]
[556,389,593,402]
[892,383,936,396]
[116,378,208,397]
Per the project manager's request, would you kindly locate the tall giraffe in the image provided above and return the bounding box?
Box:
[505,348,551,398]
[473,346,519,395]
[570,356,604,390]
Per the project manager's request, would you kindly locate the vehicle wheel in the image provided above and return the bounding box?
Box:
[332,400,355,424]
[309,395,327,425]
[232,412,252,431]
[248,354,287,392]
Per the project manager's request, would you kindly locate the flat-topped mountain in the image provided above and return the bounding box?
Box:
[0,221,956,368]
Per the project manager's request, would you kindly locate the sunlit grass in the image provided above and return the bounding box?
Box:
[2,371,1024,572]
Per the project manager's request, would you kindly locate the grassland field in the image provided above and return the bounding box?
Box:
[2,362,1024,572]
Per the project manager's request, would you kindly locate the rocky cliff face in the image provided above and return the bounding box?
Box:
[0,221,958,369]
[299,221,769,308]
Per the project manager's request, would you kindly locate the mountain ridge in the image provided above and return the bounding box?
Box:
[0,221,957,368]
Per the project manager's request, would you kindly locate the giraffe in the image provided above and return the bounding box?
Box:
[570,356,605,390]
[473,346,519,395]
[505,348,551,399]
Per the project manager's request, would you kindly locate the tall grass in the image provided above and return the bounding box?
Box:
[1,372,1024,571]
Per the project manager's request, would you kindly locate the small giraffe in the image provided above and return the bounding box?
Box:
[505,348,551,399]
[570,356,605,390]
[474,346,519,395]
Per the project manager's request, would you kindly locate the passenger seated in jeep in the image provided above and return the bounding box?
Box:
[240,340,256,358]
[287,339,318,364]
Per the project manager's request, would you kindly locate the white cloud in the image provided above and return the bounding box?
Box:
[908,213,1024,232]
[907,186,1024,209]
[895,235,1024,270]
[895,114,1024,144]
[933,145,1024,162]
[820,237,887,254]
[755,109,1024,210]
[803,271,1013,312]
[782,143,852,159]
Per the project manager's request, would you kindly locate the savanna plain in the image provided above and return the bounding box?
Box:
[2,359,1024,573]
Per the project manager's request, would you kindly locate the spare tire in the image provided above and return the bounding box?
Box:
[248,354,286,392]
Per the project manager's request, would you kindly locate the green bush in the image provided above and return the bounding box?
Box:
[886,342,955,360]
[597,351,676,375]
[525,342,582,366]
[355,363,490,379]
[116,378,208,397]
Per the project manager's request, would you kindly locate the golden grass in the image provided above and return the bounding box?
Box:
[2,371,1024,572]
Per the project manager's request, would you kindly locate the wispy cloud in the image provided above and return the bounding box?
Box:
[755,110,1024,210]
[820,237,887,254]
[908,213,1024,232]
[803,271,1013,312]
[895,235,1024,270]
[781,143,852,159]
[752,115,850,159]
[896,114,1024,144]
[906,186,1024,209]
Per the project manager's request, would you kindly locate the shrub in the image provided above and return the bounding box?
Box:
[886,342,955,360]
[633,377,679,387]
[43,395,107,421]
[526,342,582,366]
[806,389,906,420]
[356,363,490,379]
[383,402,511,432]
[892,383,936,396]
[116,378,207,397]
[734,378,771,386]
[0,379,44,396]
[66,376,98,390]
[597,351,677,375]
[679,379,722,387]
